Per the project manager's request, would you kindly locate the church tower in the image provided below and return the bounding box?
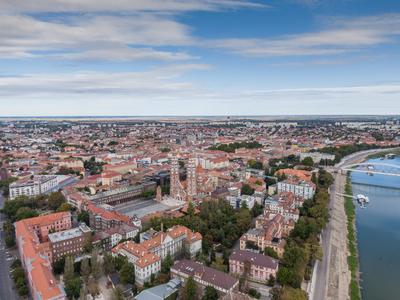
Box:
[186,156,197,200]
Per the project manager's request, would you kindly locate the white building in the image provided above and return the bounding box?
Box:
[299,152,335,163]
[9,175,59,200]
[112,225,202,285]
[227,195,256,209]
[277,179,316,200]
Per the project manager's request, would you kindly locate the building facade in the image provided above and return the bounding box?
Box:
[229,250,278,283]
[9,175,58,200]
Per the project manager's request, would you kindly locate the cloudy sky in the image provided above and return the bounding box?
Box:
[1,0,400,116]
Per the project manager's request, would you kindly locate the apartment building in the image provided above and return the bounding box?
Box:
[277,178,316,199]
[240,214,287,257]
[86,202,141,231]
[229,250,279,283]
[93,223,139,250]
[171,259,239,295]
[9,175,59,199]
[49,223,92,262]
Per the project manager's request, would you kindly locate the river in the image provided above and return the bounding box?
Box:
[351,157,400,300]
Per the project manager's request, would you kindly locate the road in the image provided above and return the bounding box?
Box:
[312,148,399,300]
[0,193,18,300]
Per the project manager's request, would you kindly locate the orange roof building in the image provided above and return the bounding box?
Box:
[15,212,72,300]
[112,225,202,285]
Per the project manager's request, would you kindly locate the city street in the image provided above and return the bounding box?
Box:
[0,193,18,300]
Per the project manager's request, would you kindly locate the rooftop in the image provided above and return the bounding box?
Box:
[48,223,91,243]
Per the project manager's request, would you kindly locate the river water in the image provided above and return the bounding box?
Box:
[351,157,400,300]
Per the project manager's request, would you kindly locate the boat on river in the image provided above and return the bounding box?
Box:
[357,194,370,208]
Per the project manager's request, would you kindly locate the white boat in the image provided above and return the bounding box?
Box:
[356,194,370,205]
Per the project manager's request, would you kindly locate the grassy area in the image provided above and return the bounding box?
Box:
[366,148,400,159]
[344,176,361,300]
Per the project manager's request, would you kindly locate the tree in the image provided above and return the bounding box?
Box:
[84,235,93,253]
[57,202,72,212]
[80,258,91,282]
[202,286,219,300]
[267,275,276,287]
[264,247,279,259]
[103,253,116,274]
[48,192,66,211]
[301,157,314,167]
[241,184,254,196]
[248,288,261,299]
[90,249,102,280]
[211,256,227,272]
[119,262,135,285]
[53,257,66,275]
[65,277,82,300]
[64,256,75,283]
[78,210,90,226]
[247,159,263,170]
[161,252,173,274]
[183,276,197,300]
[15,207,38,221]
[251,202,263,217]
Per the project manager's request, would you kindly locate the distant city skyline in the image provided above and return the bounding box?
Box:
[1,0,400,116]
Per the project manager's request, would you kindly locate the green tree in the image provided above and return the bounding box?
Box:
[78,210,90,225]
[48,192,66,211]
[65,277,82,299]
[119,262,135,285]
[57,202,72,212]
[301,157,314,167]
[103,253,116,274]
[64,256,75,283]
[264,247,279,259]
[267,275,276,287]
[80,258,91,282]
[161,252,173,274]
[210,256,227,272]
[15,206,38,221]
[241,184,254,196]
[202,286,219,300]
[183,276,197,300]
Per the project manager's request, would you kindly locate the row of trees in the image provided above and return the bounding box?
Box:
[63,250,102,299]
[10,259,29,296]
[319,143,392,163]
[272,169,333,299]
[208,141,262,153]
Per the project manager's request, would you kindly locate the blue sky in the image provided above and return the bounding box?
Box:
[1,0,400,116]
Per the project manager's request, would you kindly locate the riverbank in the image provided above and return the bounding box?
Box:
[344,177,361,300]
[366,148,400,159]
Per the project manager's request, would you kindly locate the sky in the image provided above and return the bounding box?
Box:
[1,0,400,116]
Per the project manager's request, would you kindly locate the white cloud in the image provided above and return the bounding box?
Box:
[0,67,399,116]
[0,64,210,97]
[0,14,196,61]
[212,14,400,57]
[0,0,265,13]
